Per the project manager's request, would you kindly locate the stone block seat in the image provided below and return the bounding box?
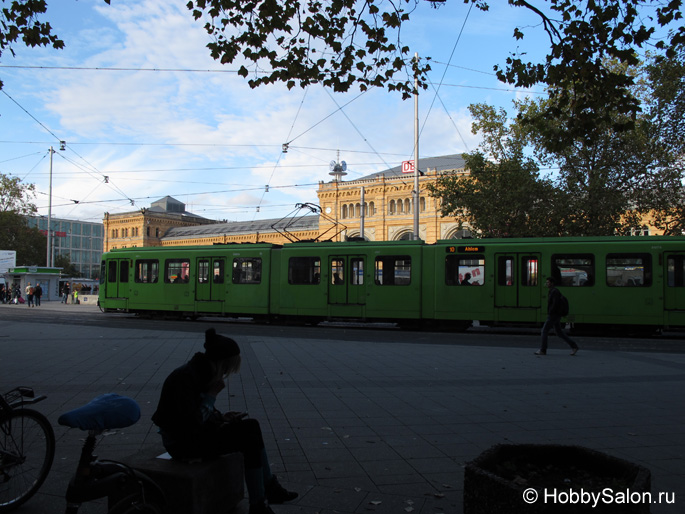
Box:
[113,447,244,514]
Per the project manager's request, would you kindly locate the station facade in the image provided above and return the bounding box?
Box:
[103,154,470,251]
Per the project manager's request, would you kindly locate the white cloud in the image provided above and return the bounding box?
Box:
[2,0,545,224]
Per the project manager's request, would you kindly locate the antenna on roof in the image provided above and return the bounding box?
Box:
[329,150,347,182]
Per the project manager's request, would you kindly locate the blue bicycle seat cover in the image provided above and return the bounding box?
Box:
[58,394,141,430]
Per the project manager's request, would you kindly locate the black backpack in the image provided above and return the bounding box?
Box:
[559,294,570,316]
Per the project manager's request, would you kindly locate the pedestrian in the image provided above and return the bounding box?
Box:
[62,282,70,304]
[34,282,42,306]
[25,282,34,308]
[535,277,579,356]
[152,328,298,514]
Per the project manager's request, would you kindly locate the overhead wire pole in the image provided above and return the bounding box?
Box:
[413,53,420,241]
[46,146,54,267]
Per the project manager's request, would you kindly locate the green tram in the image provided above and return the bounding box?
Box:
[99,236,685,330]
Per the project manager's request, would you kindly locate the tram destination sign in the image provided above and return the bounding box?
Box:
[446,246,484,253]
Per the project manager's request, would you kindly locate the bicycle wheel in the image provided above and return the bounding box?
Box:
[0,409,55,512]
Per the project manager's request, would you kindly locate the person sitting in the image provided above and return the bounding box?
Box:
[152,328,298,514]
[461,273,472,286]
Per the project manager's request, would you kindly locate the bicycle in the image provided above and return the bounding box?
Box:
[58,394,164,514]
[0,386,55,512]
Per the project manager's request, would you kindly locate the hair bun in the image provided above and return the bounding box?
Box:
[203,328,240,360]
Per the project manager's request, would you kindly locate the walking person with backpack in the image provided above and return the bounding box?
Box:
[34,282,42,306]
[535,277,579,356]
[25,282,35,308]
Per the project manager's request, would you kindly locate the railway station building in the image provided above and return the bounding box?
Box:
[103,155,472,251]
[101,154,665,252]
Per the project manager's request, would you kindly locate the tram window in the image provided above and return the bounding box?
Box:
[374,256,411,286]
[552,254,594,286]
[667,256,685,287]
[606,253,651,287]
[288,257,321,285]
[213,260,225,284]
[100,262,106,284]
[134,259,159,283]
[120,261,129,283]
[165,259,190,283]
[198,260,209,283]
[497,257,514,286]
[521,257,538,286]
[331,259,344,285]
[445,255,485,286]
[233,258,262,284]
[107,261,117,283]
[351,258,364,285]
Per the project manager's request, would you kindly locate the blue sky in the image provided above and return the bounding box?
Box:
[0,0,548,224]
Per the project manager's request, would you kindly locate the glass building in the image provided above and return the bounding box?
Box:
[26,216,104,279]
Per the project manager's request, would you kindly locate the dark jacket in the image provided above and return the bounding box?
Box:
[547,286,563,316]
[152,352,223,447]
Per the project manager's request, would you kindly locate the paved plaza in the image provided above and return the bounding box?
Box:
[1,302,683,513]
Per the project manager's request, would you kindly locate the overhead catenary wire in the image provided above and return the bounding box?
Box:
[0,63,545,96]
[254,87,310,217]
[420,1,474,153]
[1,88,137,208]
[34,181,323,210]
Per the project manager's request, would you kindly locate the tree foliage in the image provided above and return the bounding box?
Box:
[54,253,78,276]
[426,104,562,237]
[0,172,43,264]
[1,0,63,89]
[187,0,684,125]
[429,49,685,238]
[0,211,46,265]
[0,172,37,215]
[639,44,685,235]
[0,1,114,90]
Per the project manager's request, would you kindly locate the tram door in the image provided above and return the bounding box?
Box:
[494,253,541,322]
[664,253,685,311]
[105,258,130,299]
[328,256,366,314]
[195,257,225,302]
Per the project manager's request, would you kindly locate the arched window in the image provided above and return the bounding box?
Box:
[356,203,362,217]
[404,199,411,214]
[347,231,369,241]
[389,200,396,214]
[342,204,348,219]
[445,228,472,239]
[420,197,426,212]
[369,201,375,216]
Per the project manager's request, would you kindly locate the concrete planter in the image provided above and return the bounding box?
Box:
[464,444,651,514]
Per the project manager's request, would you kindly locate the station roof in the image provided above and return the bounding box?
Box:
[357,154,466,181]
[164,215,319,239]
